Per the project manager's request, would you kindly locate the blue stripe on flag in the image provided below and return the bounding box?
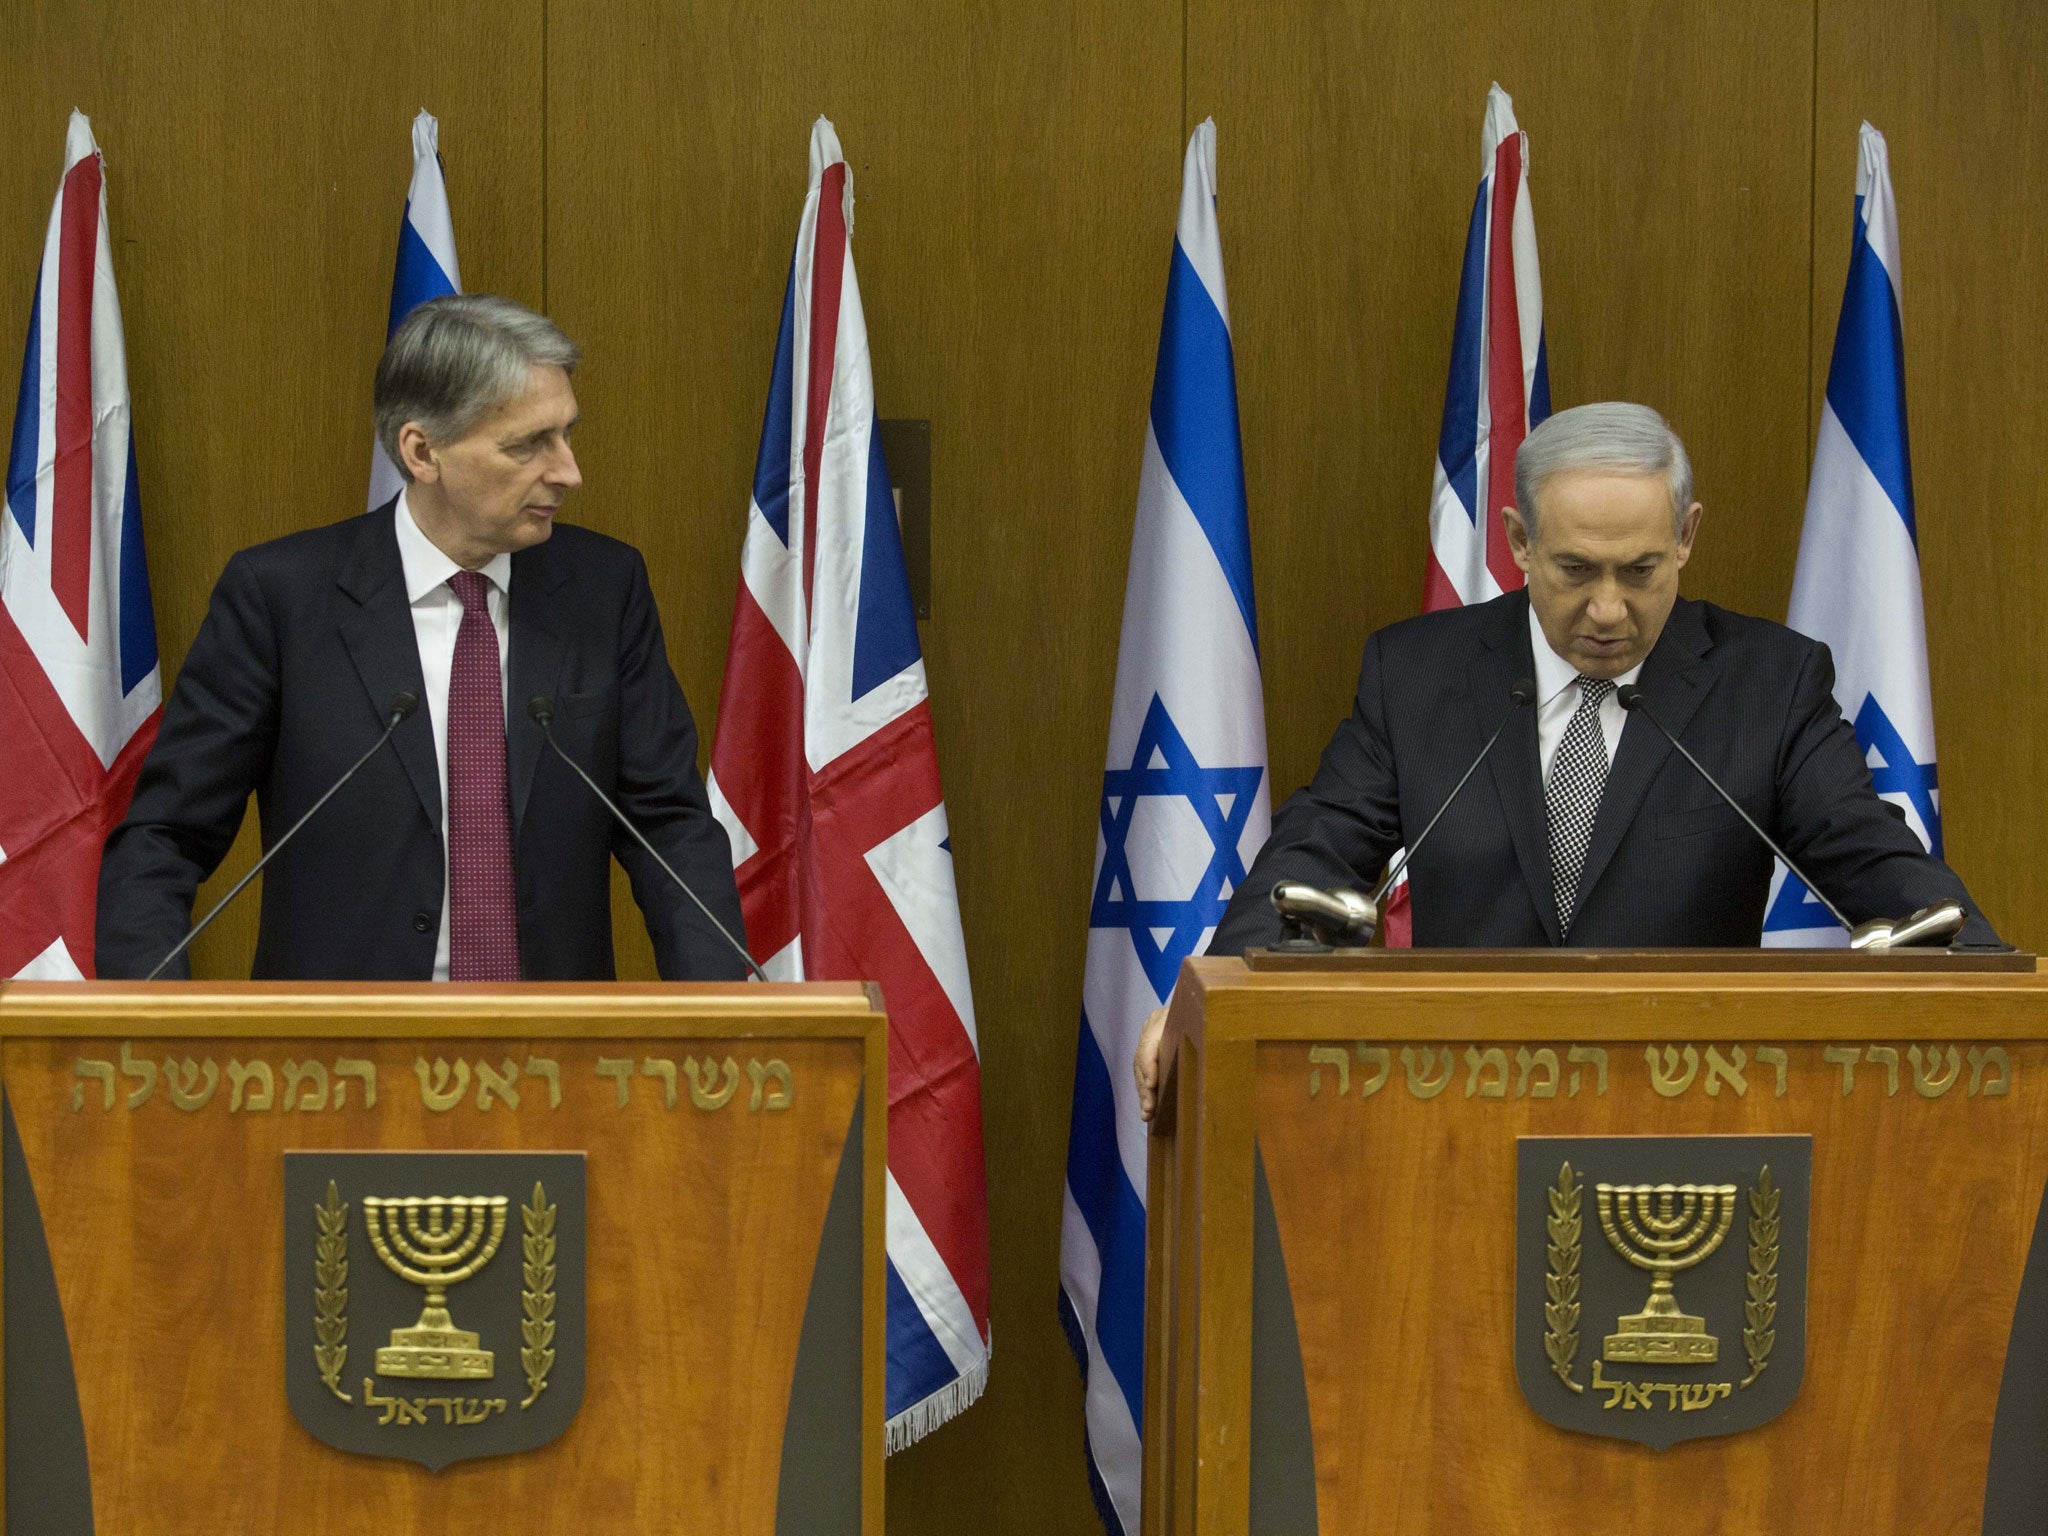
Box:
[1823,199,1916,542]
[885,1258,961,1419]
[385,211,459,337]
[118,432,157,691]
[1065,1013,1147,1427]
[1056,1287,1135,1536]
[1531,329,1552,425]
[6,278,40,541]
[1435,182,1488,520]
[852,418,922,699]
[1149,241,1258,653]
[752,267,797,545]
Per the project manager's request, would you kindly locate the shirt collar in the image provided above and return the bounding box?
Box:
[1526,600,1645,706]
[393,490,513,605]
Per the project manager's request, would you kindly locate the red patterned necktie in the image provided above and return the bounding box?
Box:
[446,570,520,980]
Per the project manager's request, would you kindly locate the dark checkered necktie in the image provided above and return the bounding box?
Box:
[1547,675,1615,935]
[446,570,520,980]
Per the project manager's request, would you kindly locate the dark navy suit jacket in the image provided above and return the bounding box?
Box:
[1212,590,1998,951]
[97,504,748,980]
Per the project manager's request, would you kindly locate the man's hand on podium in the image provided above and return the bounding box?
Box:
[1135,1003,1170,1122]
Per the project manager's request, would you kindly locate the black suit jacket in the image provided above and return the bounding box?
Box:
[97,504,748,980]
[1212,591,1999,951]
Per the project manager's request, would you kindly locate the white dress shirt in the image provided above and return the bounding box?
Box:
[1529,603,1642,784]
[392,493,513,981]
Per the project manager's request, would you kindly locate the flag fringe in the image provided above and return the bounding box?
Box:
[883,1350,990,1454]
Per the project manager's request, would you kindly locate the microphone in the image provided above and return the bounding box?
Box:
[1614,683,1966,951]
[1848,901,1967,950]
[526,696,767,982]
[145,690,420,981]
[1268,676,1537,947]
[1270,882,1377,947]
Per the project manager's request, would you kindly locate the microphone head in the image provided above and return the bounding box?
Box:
[1508,676,1538,707]
[390,689,420,721]
[1615,683,1647,712]
[526,695,554,726]
[1850,900,1967,951]
[1270,881,1379,939]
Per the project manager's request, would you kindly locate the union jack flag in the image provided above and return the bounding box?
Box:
[1386,83,1549,946]
[708,118,991,1447]
[0,112,160,980]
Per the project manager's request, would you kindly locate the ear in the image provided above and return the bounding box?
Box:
[1503,506,1535,573]
[396,422,440,485]
[1673,502,1704,568]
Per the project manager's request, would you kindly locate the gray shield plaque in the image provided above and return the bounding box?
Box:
[1515,1135,1809,1450]
[284,1150,586,1470]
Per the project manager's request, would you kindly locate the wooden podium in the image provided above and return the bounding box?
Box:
[1144,951,2048,1535]
[0,981,885,1535]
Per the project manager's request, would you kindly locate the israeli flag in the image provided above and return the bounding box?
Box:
[1058,119,1270,1535]
[367,110,462,508]
[1763,122,1938,944]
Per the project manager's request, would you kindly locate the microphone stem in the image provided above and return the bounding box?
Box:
[1634,700,1856,936]
[145,706,409,981]
[1371,695,1524,904]
[537,718,768,983]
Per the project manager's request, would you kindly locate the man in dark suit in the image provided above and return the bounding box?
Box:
[97,295,748,981]
[1135,401,1997,1115]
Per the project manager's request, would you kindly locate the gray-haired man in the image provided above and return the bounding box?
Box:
[97,295,748,981]
[1134,400,1998,1118]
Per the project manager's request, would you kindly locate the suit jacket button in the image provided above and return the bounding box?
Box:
[413,911,433,933]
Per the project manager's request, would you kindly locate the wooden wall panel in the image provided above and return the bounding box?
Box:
[1815,0,2048,952]
[1185,0,1815,805]
[543,2,1178,1532]
[0,0,545,978]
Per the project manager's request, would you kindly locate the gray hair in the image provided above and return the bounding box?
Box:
[373,294,580,477]
[1513,402,1695,537]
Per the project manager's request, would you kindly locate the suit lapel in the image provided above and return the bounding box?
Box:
[337,505,441,830]
[507,540,570,835]
[1478,593,1560,944]
[1572,598,1715,912]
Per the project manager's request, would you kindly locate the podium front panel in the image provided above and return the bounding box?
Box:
[0,982,886,1536]
[1146,957,2048,1535]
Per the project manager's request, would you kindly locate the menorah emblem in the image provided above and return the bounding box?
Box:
[1594,1181,1739,1364]
[362,1195,510,1379]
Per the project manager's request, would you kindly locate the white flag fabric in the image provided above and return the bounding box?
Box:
[367,110,462,508]
[1763,123,1938,944]
[1058,119,1270,1536]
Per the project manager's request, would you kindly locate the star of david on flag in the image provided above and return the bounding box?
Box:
[1060,120,1270,1536]
[1764,122,1940,944]
[1092,695,1264,1000]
